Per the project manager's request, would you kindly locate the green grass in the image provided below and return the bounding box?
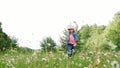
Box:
[0,49,120,68]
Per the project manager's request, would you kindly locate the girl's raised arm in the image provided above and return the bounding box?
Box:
[73,21,78,33]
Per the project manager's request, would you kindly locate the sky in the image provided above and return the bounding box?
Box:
[0,0,120,49]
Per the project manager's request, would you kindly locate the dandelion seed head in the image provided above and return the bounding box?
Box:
[107,60,110,64]
[71,61,74,64]
[42,58,47,61]
[97,58,101,64]
[111,60,119,68]
[59,58,62,61]
[115,54,118,57]
[78,63,82,67]
[104,64,106,67]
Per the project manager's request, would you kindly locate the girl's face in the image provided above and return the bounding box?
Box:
[68,29,74,34]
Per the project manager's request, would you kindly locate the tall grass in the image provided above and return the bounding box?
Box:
[0,48,120,68]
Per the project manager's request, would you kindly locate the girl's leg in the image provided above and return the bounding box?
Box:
[68,44,72,57]
[72,45,76,55]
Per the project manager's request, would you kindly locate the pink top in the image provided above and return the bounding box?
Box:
[69,34,76,44]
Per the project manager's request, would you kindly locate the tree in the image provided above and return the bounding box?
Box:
[40,37,57,52]
[10,36,18,48]
[77,25,90,50]
[104,11,120,51]
[78,24,90,39]
[77,24,106,51]
[113,11,120,21]
[105,19,120,50]
[59,29,69,51]
[0,22,12,51]
[0,23,3,33]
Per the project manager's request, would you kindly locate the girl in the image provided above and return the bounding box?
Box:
[67,21,79,58]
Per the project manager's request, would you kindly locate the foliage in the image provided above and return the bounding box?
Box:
[15,47,33,54]
[10,36,18,48]
[60,11,120,52]
[60,24,107,52]
[0,22,11,51]
[59,29,68,52]
[113,11,120,21]
[0,22,20,52]
[105,15,120,50]
[77,24,90,51]
[40,37,57,52]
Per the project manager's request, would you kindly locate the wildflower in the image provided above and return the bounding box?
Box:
[111,45,117,50]
[97,52,101,55]
[64,54,68,58]
[53,58,57,60]
[78,63,82,67]
[97,58,101,64]
[10,49,17,53]
[104,52,108,56]
[3,47,5,50]
[115,54,118,57]
[11,58,15,63]
[62,52,65,55]
[75,63,78,66]
[59,58,62,61]
[32,52,37,56]
[48,51,52,54]
[42,58,47,61]
[4,54,8,57]
[107,60,110,64]
[26,58,30,64]
[48,43,51,46]
[45,65,49,68]
[89,51,94,55]
[109,41,117,50]
[94,56,101,67]
[66,66,69,68]
[111,60,119,68]
[108,41,112,45]
[6,60,13,67]
[103,64,106,68]
[84,67,88,68]
[88,64,93,68]
[71,61,74,64]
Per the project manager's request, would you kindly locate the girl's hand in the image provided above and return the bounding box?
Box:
[73,21,77,24]
[73,44,77,46]
[73,21,78,33]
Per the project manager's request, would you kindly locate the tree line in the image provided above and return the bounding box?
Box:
[0,11,120,53]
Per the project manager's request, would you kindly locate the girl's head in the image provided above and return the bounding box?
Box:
[67,24,74,34]
[68,28,74,34]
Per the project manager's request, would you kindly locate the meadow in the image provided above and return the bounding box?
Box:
[0,11,120,68]
[0,48,120,68]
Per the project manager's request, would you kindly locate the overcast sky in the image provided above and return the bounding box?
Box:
[0,0,120,49]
